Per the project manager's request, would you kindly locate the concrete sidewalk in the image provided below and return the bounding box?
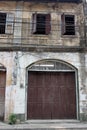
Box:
[0,122,12,129]
[0,121,87,130]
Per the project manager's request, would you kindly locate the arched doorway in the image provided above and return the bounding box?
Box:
[27,60,78,120]
[0,64,6,121]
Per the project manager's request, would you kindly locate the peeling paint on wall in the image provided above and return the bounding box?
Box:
[0,0,86,121]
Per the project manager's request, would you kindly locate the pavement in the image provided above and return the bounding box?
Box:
[0,120,87,129]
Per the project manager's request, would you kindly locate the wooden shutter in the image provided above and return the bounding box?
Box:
[45,14,51,35]
[32,13,37,34]
[5,13,14,34]
[61,13,66,35]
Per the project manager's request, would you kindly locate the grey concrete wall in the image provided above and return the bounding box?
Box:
[2,51,87,121]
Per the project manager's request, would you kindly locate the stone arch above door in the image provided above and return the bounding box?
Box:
[27,59,78,120]
[27,59,77,72]
[0,63,6,71]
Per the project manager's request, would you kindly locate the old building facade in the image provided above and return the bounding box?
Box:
[0,0,86,121]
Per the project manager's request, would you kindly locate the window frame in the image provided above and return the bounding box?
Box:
[0,13,6,34]
[32,13,51,35]
[61,13,76,36]
[0,12,14,35]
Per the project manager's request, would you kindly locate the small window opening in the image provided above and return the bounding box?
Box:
[62,14,75,35]
[36,14,46,34]
[0,13,6,34]
[32,13,51,35]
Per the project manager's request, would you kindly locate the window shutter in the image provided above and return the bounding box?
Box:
[61,13,66,35]
[5,13,14,34]
[32,13,37,34]
[45,14,51,35]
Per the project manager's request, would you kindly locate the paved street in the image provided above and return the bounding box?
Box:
[0,121,87,129]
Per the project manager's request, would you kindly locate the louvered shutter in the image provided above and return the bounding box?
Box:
[5,13,14,34]
[45,14,51,35]
[32,13,37,33]
[61,13,66,35]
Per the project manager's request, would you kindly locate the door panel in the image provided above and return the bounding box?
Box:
[27,71,76,119]
[0,71,6,121]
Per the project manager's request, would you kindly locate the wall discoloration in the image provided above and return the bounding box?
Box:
[1,49,87,121]
[0,1,84,47]
[0,1,86,122]
[21,2,84,46]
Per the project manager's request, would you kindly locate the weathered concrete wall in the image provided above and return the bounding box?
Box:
[17,52,87,121]
[3,51,86,121]
[0,51,86,121]
[0,51,26,121]
[0,1,86,122]
[0,1,23,46]
[0,1,84,47]
[0,1,16,45]
[80,53,87,121]
[22,2,84,46]
[0,52,15,120]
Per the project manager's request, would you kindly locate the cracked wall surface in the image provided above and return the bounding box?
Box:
[0,1,86,121]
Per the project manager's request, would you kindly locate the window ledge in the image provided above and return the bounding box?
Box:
[32,34,51,37]
[61,35,79,38]
[0,34,8,38]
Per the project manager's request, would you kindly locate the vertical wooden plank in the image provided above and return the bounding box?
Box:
[5,13,14,34]
[32,13,37,34]
[61,13,66,35]
[27,71,76,119]
[45,14,51,35]
[0,71,6,121]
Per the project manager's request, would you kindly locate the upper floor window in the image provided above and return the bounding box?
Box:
[61,14,75,35]
[0,12,14,34]
[32,13,51,35]
[0,13,6,34]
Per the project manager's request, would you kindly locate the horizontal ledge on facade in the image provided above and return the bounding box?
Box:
[0,46,86,52]
[0,0,82,3]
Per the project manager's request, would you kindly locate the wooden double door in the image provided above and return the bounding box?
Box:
[27,71,76,119]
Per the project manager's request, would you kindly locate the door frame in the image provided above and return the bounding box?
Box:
[25,59,79,120]
[0,64,6,121]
